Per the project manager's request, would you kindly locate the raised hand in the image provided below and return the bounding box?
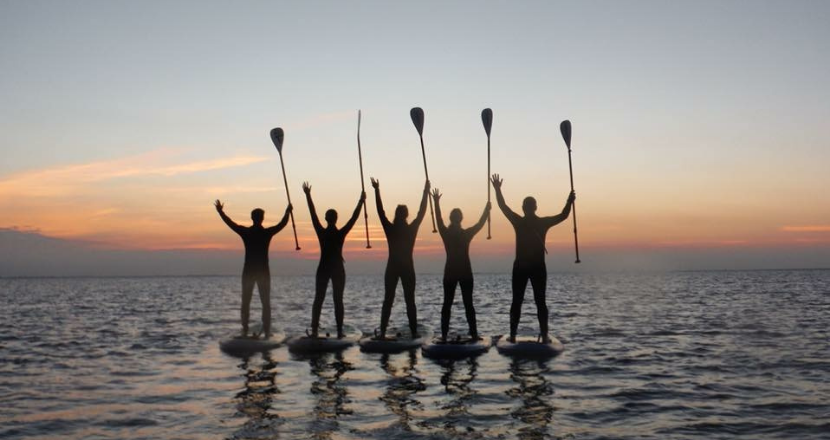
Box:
[360,190,367,201]
[485,201,492,211]
[214,199,224,212]
[431,188,442,202]
[302,182,311,194]
[568,190,576,204]
[371,177,380,189]
[490,174,503,190]
[286,203,293,213]
[424,179,431,193]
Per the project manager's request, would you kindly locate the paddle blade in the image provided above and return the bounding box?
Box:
[270,128,285,153]
[410,107,424,136]
[481,108,493,136]
[560,120,572,149]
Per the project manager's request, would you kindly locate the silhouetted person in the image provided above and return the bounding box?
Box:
[432,188,490,341]
[215,199,292,338]
[371,177,430,339]
[490,174,575,343]
[302,182,366,338]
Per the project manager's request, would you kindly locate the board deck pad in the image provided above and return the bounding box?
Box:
[359,324,432,354]
[495,335,564,359]
[219,327,286,356]
[287,324,361,355]
[422,333,492,359]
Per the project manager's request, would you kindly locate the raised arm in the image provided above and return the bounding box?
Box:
[302,182,323,234]
[490,174,521,225]
[542,190,575,229]
[411,180,431,228]
[215,200,244,235]
[267,203,293,234]
[341,191,366,234]
[467,201,492,237]
[371,178,391,228]
[431,188,447,235]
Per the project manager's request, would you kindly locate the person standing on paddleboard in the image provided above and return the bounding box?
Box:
[302,182,366,338]
[431,188,490,342]
[215,200,293,338]
[490,174,575,343]
[371,177,430,339]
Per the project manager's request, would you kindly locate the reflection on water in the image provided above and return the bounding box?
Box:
[508,359,555,440]
[379,351,425,433]
[308,352,353,439]
[440,357,479,415]
[231,353,282,439]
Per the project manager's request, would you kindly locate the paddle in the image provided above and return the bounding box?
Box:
[410,107,437,232]
[357,110,371,248]
[481,108,493,239]
[270,127,300,251]
[559,120,580,263]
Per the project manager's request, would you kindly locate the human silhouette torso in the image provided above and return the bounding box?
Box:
[439,224,476,277]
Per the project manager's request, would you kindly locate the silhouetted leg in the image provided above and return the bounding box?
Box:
[241,273,255,335]
[380,265,399,338]
[258,272,272,336]
[441,278,457,340]
[510,264,530,341]
[530,267,548,339]
[332,265,346,337]
[460,277,477,338]
[402,268,418,337]
[311,267,329,337]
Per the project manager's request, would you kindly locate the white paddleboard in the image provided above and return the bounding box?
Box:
[422,333,492,359]
[359,324,432,354]
[495,335,564,358]
[219,326,286,356]
[287,324,361,355]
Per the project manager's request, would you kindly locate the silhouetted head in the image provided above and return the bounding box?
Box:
[325,209,338,226]
[449,208,463,225]
[251,208,265,225]
[522,197,537,216]
[394,205,409,224]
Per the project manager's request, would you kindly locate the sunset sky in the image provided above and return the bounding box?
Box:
[2,1,829,274]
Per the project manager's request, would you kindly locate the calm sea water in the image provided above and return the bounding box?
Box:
[1,270,829,439]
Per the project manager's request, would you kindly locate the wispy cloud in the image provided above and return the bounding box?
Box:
[781,225,830,232]
[0,149,268,198]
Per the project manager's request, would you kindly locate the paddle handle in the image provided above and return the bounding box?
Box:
[357,111,371,248]
[278,150,300,250]
[419,135,437,233]
[567,147,580,263]
[487,136,491,239]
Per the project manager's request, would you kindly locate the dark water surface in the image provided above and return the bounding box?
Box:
[1,270,829,439]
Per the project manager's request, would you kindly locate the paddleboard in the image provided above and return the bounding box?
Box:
[219,326,286,356]
[422,333,492,359]
[495,335,564,359]
[359,324,432,354]
[287,324,361,355]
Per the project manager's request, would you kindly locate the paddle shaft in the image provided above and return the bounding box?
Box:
[566,146,580,263]
[418,135,437,233]
[487,134,492,239]
[357,112,371,248]
[277,150,300,250]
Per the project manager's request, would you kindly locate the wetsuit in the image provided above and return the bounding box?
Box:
[375,184,429,337]
[435,199,489,339]
[494,188,572,340]
[218,209,290,336]
[306,191,364,337]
